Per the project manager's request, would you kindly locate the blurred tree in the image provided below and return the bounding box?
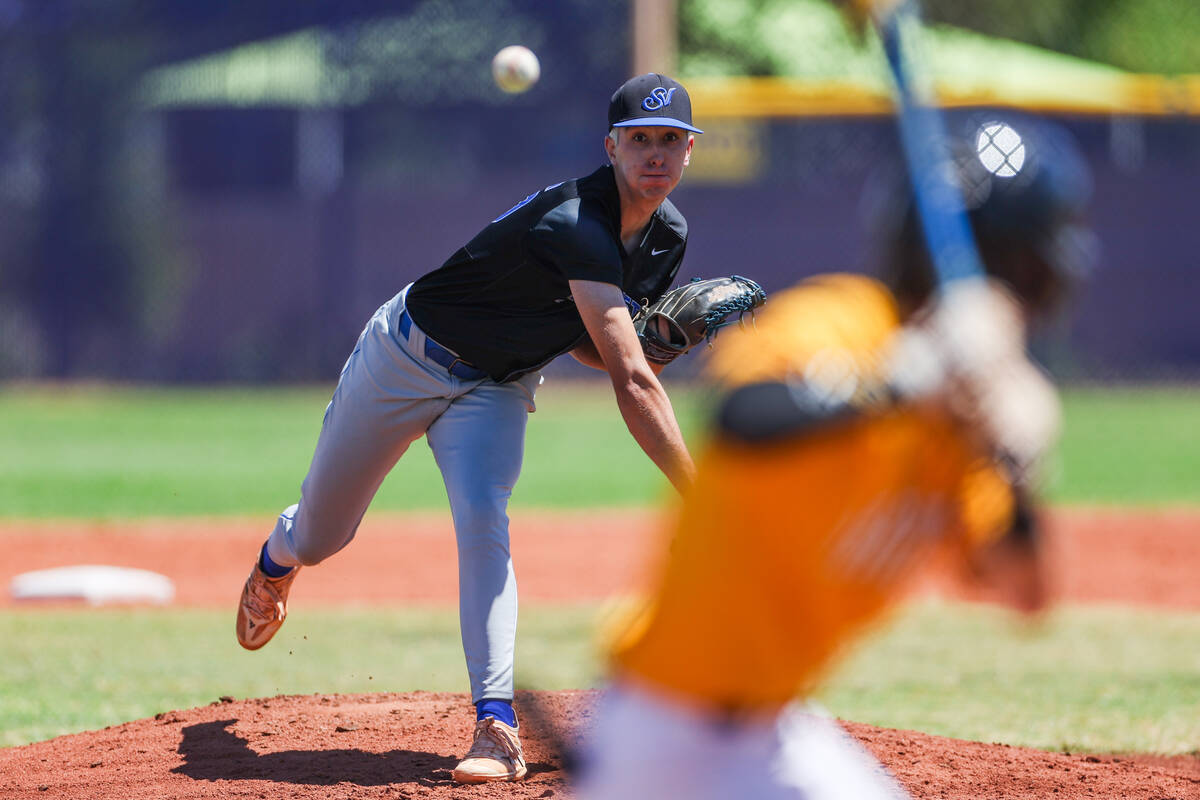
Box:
[1081,0,1200,74]
[680,0,1200,75]
[923,0,1199,74]
[679,0,780,77]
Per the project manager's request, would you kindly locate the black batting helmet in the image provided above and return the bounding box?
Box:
[869,115,1096,317]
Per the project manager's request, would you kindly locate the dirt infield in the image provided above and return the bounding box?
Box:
[1,508,1198,799]
[2,507,1198,610]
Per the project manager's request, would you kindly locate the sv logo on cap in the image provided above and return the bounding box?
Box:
[641,87,677,111]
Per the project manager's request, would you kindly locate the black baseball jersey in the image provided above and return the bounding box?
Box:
[405,165,687,382]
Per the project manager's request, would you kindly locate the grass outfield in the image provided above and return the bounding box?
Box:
[1,601,1196,753]
[0,382,1198,517]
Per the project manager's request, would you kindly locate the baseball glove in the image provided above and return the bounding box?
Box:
[633,275,766,365]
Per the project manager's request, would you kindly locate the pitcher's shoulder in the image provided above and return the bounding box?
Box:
[654,198,688,240]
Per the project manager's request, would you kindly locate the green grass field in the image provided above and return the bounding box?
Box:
[0,382,1197,752]
[1,602,1196,753]
[0,381,1197,518]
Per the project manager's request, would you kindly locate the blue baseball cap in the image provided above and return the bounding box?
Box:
[608,73,703,134]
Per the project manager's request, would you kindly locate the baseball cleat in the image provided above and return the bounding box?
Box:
[451,717,528,784]
[236,563,300,651]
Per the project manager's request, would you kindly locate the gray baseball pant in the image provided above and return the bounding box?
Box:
[263,285,542,703]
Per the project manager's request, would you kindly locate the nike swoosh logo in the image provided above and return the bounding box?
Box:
[650,248,669,256]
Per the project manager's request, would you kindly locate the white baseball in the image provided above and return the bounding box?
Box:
[491,45,540,94]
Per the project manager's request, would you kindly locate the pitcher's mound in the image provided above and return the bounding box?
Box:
[1,691,1196,800]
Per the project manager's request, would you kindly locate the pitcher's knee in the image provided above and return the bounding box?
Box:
[292,543,330,567]
[292,531,353,566]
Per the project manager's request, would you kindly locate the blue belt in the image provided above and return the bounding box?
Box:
[399,308,488,381]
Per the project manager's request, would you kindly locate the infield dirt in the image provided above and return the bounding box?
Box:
[0,508,1198,799]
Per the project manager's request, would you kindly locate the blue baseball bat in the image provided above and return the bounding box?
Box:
[876,0,985,286]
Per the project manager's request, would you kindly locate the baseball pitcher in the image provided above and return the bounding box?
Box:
[234,73,764,784]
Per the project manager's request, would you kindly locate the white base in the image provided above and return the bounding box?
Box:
[10,565,175,606]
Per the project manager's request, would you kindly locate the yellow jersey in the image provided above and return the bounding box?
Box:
[609,274,1014,712]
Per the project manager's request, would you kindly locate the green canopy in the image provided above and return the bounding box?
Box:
[682,0,1195,116]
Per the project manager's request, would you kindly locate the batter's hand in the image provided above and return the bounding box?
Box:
[962,493,1049,615]
[890,279,1061,486]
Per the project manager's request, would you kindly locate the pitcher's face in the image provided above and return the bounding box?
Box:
[606,126,693,202]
